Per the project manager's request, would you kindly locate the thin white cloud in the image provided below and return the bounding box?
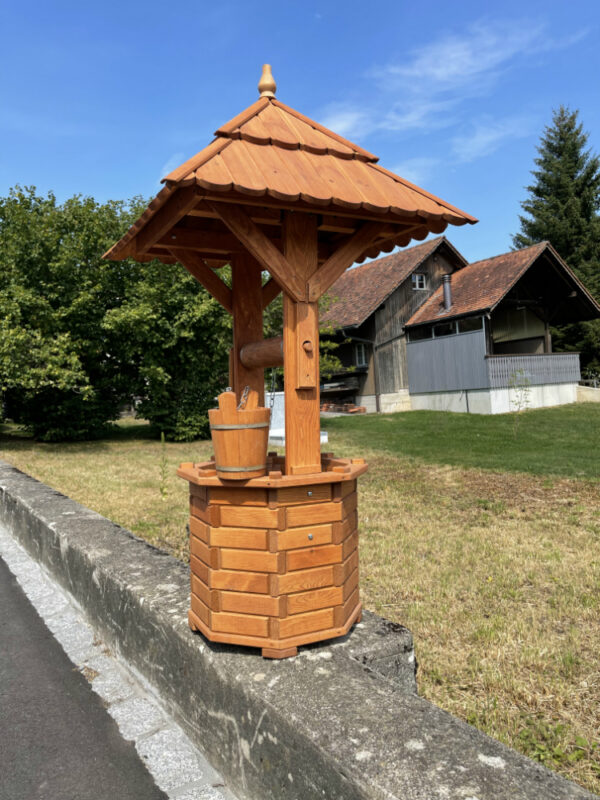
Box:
[452,116,533,163]
[157,152,185,184]
[391,157,439,186]
[317,19,588,144]
[320,106,373,139]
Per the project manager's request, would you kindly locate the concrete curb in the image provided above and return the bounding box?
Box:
[0,460,595,800]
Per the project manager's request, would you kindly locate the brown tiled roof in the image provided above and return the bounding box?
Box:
[105,96,476,262]
[321,237,466,328]
[405,242,548,326]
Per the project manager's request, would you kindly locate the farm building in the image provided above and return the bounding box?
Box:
[321,237,600,414]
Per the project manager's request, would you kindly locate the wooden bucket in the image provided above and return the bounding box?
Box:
[209,390,270,480]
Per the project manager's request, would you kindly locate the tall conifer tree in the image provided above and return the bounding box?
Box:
[513,106,600,371]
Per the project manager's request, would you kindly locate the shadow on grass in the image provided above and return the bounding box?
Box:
[0,418,192,455]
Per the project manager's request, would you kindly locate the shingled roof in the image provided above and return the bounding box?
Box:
[160,97,477,225]
[321,237,467,328]
[406,241,600,326]
[104,91,476,266]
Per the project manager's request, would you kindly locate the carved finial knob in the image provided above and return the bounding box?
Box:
[258,64,276,98]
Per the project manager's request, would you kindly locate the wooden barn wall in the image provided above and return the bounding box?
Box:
[374,251,458,394]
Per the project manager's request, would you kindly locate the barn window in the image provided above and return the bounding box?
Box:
[407,325,433,341]
[355,342,367,367]
[412,273,427,290]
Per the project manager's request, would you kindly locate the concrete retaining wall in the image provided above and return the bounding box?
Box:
[0,460,595,800]
[410,383,579,414]
[577,385,600,403]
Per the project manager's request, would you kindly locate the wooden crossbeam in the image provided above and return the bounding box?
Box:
[207,202,305,302]
[307,222,388,301]
[158,229,244,253]
[135,186,200,254]
[262,277,282,309]
[170,249,233,313]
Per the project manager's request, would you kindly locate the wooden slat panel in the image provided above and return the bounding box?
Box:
[190,554,209,585]
[218,590,280,617]
[219,505,279,529]
[189,516,209,543]
[190,535,219,569]
[219,548,280,573]
[334,587,360,628]
[343,567,360,601]
[286,498,351,527]
[286,585,343,615]
[209,487,268,506]
[190,496,219,526]
[191,573,213,608]
[342,530,359,561]
[273,564,335,595]
[274,524,333,551]
[211,568,270,594]
[333,549,359,586]
[190,593,210,626]
[286,544,342,572]
[210,526,268,550]
[211,610,270,638]
[277,484,331,506]
[277,607,334,638]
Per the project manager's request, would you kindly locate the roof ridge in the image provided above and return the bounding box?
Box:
[271,98,378,162]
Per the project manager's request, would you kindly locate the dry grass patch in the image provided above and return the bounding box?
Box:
[1,415,598,792]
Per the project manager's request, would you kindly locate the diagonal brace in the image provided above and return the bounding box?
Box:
[170,249,233,313]
[208,202,305,302]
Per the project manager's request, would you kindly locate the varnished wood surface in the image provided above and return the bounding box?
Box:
[232,256,264,404]
[186,473,362,658]
[177,456,368,487]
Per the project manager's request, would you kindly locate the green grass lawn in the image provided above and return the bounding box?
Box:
[1,403,599,791]
[324,404,600,479]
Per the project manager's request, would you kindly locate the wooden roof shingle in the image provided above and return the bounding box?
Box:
[104,90,476,265]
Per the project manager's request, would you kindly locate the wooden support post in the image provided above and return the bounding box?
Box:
[232,255,264,405]
[283,212,321,476]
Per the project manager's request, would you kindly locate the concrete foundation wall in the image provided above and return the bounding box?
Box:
[0,461,594,800]
[577,385,600,403]
[355,390,412,413]
[410,383,579,415]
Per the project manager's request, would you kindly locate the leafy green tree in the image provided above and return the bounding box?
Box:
[103,260,231,441]
[0,186,231,440]
[513,106,600,370]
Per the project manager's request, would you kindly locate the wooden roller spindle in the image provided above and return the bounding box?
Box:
[240,336,283,369]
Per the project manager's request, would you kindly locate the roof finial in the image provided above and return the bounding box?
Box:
[258,64,276,98]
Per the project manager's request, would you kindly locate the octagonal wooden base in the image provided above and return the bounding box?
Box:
[178,453,367,658]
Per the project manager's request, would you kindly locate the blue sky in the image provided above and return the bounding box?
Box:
[2,0,599,262]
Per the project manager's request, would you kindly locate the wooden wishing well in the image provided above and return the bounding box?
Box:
[104,65,476,658]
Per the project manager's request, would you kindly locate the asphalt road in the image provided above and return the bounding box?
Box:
[0,556,167,800]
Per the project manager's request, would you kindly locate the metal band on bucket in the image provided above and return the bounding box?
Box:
[216,464,266,472]
[210,422,269,431]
